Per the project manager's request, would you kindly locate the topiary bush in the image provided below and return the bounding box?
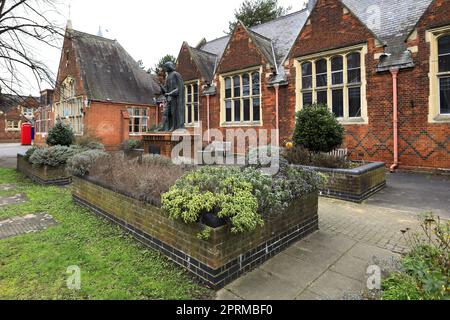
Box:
[293,104,345,153]
[46,120,75,147]
[66,149,109,176]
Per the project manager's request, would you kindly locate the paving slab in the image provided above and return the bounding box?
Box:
[0,213,58,240]
[329,254,370,282]
[0,193,27,207]
[225,269,302,300]
[295,289,324,301]
[215,289,243,300]
[307,271,364,300]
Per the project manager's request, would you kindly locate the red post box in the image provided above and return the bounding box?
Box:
[21,123,32,146]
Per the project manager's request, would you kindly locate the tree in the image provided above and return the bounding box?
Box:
[149,54,176,79]
[46,119,75,147]
[293,104,345,154]
[0,0,63,96]
[228,0,291,33]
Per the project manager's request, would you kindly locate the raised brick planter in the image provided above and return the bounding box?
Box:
[72,176,319,289]
[17,154,71,186]
[292,162,386,203]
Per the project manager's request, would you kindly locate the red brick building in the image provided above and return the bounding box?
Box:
[0,94,40,143]
[46,23,160,150]
[175,0,450,171]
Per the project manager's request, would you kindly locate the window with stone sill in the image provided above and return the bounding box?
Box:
[438,35,450,115]
[223,71,261,124]
[300,51,362,120]
[128,107,149,135]
[185,82,199,126]
[6,120,20,131]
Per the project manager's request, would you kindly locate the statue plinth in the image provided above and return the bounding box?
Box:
[142,132,200,159]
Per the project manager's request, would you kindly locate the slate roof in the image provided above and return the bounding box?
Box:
[71,30,160,105]
[0,94,39,114]
[187,46,218,83]
[185,0,436,85]
[194,9,310,85]
[340,0,434,70]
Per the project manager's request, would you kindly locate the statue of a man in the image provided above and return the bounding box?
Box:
[159,62,185,131]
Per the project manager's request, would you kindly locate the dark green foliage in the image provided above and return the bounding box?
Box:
[293,104,345,153]
[150,54,177,77]
[46,120,75,147]
[229,0,291,32]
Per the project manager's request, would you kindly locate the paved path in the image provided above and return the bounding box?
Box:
[0,143,30,168]
[0,213,58,240]
[366,172,450,219]
[217,198,423,300]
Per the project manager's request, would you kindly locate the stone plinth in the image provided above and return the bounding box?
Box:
[142,132,200,159]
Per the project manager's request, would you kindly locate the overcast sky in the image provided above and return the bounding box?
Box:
[20,0,308,95]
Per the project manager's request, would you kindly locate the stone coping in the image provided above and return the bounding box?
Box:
[291,161,386,175]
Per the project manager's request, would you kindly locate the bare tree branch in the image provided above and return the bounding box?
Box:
[0,0,64,97]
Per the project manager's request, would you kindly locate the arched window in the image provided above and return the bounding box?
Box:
[438,35,450,114]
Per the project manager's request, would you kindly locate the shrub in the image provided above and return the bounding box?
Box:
[76,133,105,151]
[162,166,324,238]
[162,167,262,236]
[140,154,174,167]
[66,150,109,176]
[29,146,80,167]
[283,146,352,169]
[24,147,40,162]
[121,139,143,153]
[46,120,75,147]
[382,214,449,300]
[88,154,185,204]
[293,104,344,153]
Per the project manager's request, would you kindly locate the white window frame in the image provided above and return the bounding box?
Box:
[185,81,200,127]
[128,107,149,135]
[427,26,450,123]
[295,44,368,125]
[219,67,263,127]
[5,120,20,131]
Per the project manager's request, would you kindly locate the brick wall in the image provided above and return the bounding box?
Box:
[73,176,319,288]
[0,107,21,142]
[17,154,71,185]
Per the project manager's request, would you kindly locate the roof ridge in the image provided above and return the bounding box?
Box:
[72,29,116,42]
[250,8,308,30]
[201,8,307,49]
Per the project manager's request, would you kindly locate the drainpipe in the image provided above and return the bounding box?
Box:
[206,94,211,143]
[274,84,280,147]
[155,104,159,126]
[390,67,399,173]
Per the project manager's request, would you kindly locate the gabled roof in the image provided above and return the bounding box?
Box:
[70,30,160,105]
[193,8,310,83]
[187,46,218,83]
[340,0,434,70]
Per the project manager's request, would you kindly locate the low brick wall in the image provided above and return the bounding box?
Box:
[17,154,71,186]
[292,162,386,203]
[72,176,319,289]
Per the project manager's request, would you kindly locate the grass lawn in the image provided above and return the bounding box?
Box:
[0,168,211,300]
